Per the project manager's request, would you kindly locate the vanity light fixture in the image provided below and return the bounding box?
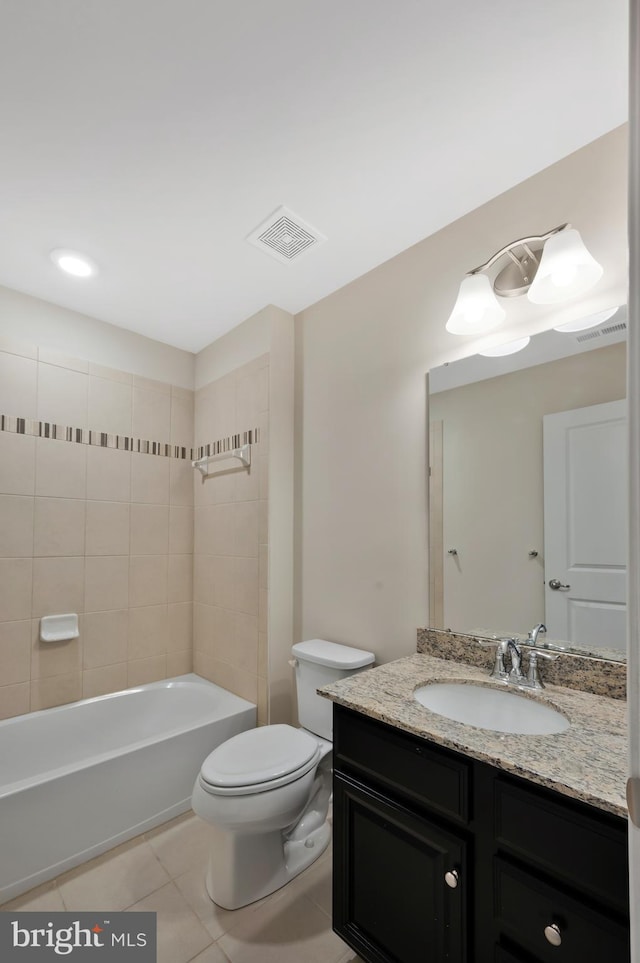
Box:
[445,224,602,336]
[50,249,98,278]
[479,336,531,357]
[552,306,619,333]
[527,229,603,304]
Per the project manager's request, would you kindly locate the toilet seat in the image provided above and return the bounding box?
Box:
[199,724,321,797]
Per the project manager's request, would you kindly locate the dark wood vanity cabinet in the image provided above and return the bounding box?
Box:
[332,705,630,963]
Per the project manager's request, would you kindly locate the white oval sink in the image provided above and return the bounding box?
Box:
[414,683,570,735]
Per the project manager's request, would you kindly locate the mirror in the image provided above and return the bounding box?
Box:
[428,307,627,661]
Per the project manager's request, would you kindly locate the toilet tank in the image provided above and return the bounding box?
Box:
[292,639,375,741]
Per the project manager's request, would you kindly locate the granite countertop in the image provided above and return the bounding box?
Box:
[319,653,628,818]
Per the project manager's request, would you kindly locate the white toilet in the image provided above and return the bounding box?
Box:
[191,639,375,909]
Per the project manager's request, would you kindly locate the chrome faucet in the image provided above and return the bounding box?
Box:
[486,632,557,690]
[528,622,547,646]
[506,638,523,682]
[490,638,523,682]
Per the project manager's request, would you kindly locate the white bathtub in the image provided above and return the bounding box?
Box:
[0,673,255,903]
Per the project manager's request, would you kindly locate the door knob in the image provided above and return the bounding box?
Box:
[548,578,570,591]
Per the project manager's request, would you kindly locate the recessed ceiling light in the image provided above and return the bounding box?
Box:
[479,336,531,357]
[50,249,98,278]
[552,306,619,333]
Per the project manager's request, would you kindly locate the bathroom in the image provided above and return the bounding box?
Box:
[0,2,635,962]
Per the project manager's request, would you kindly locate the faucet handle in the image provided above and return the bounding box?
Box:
[530,648,559,661]
[525,648,559,688]
[488,638,513,680]
[476,636,515,650]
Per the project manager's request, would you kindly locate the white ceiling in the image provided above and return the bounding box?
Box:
[0,0,628,353]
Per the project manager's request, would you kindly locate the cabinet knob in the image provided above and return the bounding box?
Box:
[444,869,459,889]
[544,923,562,946]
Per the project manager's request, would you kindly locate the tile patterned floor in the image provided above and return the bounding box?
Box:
[0,812,363,963]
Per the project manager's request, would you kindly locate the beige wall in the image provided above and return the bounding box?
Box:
[195,308,272,389]
[294,126,627,665]
[192,305,295,724]
[429,342,626,636]
[192,353,269,722]
[0,338,194,719]
[0,285,194,390]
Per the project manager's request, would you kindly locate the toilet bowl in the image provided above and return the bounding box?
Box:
[192,639,375,909]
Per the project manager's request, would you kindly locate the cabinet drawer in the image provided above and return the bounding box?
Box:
[495,858,630,963]
[494,778,628,914]
[333,706,469,822]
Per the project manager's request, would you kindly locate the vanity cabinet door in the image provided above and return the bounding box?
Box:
[333,772,466,963]
[493,947,531,963]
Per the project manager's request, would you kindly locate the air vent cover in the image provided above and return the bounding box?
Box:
[575,320,627,343]
[247,206,326,264]
[601,321,627,336]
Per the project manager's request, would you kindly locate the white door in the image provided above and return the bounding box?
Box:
[543,399,627,652]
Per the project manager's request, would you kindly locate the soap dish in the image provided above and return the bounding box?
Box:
[40,613,79,643]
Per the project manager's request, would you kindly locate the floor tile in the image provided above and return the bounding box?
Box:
[287,848,332,918]
[127,881,213,963]
[58,837,170,912]
[146,812,211,879]
[188,943,232,962]
[1,816,346,963]
[218,888,346,963]
[174,865,286,941]
[336,951,365,963]
[1,880,66,912]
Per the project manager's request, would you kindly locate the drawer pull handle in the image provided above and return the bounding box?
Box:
[544,923,562,947]
[444,869,459,889]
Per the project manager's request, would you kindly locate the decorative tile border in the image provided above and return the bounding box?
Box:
[193,429,259,462]
[0,414,259,462]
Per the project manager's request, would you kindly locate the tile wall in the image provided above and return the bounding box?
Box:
[0,337,194,718]
[193,355,269,724]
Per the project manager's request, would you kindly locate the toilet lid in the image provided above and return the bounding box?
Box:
[200,724,319,789]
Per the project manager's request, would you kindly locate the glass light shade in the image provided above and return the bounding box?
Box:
[445,273,506,335]
[479,336,530,357]
[552,306,619,333]
[50,249,97,278]
[527,229,602,304]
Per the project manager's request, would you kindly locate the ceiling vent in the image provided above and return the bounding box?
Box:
[601,321,627,337]
[247,206,326,264]
[575,320,627,344]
